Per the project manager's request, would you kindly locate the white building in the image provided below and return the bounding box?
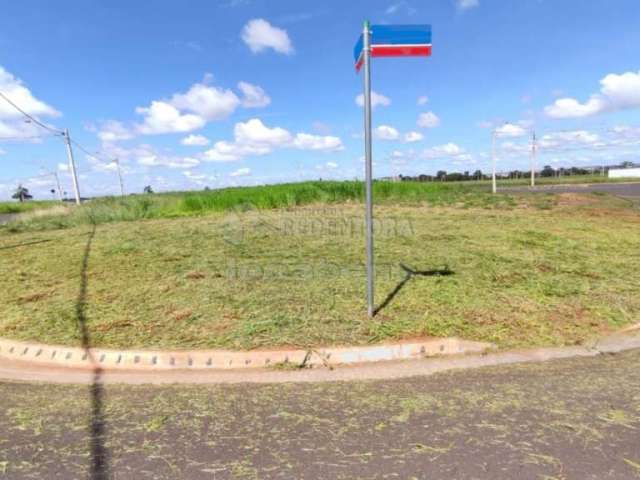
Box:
[609,168,640,179]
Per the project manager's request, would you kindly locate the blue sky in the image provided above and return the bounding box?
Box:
[1,0,639,199]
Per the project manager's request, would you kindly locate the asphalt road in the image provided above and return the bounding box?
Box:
[501,181,640,201]
[1,350,639,479]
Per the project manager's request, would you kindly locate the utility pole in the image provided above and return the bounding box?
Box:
[530,130,537,187]
[53,172,63,201]
[62,129,81,205]
[491,128,497,194]
[114,157,125,197]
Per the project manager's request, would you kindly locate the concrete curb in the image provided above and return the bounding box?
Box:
[0,336,493,371]
[0,331,639,385]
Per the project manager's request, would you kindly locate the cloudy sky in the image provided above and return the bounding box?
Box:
[1,0,639,199]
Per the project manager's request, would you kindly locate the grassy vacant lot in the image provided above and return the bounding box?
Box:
[0,181,639,350]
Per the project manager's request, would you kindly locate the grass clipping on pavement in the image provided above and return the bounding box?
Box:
[0,184,638,351]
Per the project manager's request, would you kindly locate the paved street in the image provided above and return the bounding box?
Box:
[502,181,640,204]
[1,350,639,479]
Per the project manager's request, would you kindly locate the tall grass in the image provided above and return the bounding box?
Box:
[3,181,502,232]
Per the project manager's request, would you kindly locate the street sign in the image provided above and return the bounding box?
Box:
[355,22,432,317]
[354,24,432,72]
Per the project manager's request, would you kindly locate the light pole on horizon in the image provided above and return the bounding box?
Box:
[491,128,497,194]
[530,129,537,188]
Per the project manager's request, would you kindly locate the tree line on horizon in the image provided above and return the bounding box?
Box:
[397,161,638,183]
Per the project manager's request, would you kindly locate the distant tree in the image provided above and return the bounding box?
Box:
[473,169,483,180]
[12,185,33,202]
[541,165,556,178]
[143,185,154,194]
[204,186,211,191]
[620,161,634,168]
[436,170,447,181]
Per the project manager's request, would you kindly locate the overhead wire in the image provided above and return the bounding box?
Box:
[0,91,64,136]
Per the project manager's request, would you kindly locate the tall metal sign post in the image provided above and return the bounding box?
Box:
[354,22,432,317]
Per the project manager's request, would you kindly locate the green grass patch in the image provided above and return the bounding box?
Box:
[0,200,57,215]
[0,183,638,351]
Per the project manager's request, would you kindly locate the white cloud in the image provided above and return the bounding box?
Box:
[544,70,640,118]
[0,66,60,120]
[138,154,200,169]
[183,170,209,183]
[203,118,290,162]
[495,123,527,138]
[203,118,345,162]
[404,131,424,143]
[423,142,465,159]
[499,141,529,154]
[355,91,391,108]
[98,120,134,142]
[417,111,440,128]
[106,143,201,170]
[316,160,340,172]
[417,95,429,105]
[241,19,294,55]
[230,167,251,177]
[135,81,241,135]
[237,81,271,108]
[456,0,479,10]
[374,125,400,140]
[169,82,240,121]
[292,133,344,151]
[204,140,271,162]
[181,134,210,146]
[385,1,417,15]
[234,118,292,146]
[539,130,601,150]
[135,101,206,135]
[0,66,60,141]
[0,148,5,155]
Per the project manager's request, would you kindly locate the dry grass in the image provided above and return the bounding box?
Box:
[0,190,638,350]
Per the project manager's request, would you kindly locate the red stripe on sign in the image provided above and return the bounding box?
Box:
[371,44,432,58]
[355,54,364,72]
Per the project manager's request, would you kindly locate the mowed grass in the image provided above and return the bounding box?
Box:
[0,183,639,350]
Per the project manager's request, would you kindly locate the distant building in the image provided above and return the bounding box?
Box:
[609,168,640,179]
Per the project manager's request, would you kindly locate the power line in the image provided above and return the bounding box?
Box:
[69,138,114,164]
[0,134,55,141]
[0,91,64,136]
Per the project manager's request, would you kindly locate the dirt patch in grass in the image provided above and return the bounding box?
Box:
[0,192,638,350]
[556,192,599,207]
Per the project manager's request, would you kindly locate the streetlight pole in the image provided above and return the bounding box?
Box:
[491,128,497,194]
[530,130,537,188]
[115,157,125,197]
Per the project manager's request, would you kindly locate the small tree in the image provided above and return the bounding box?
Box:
[12,185,33,202]
[143,185,154,194]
